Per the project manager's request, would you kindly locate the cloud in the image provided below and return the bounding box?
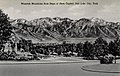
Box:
[29,9,54,19]
[3,7,22,19]
[65,5,101,19]
[95,2,120,22]
[66,1,120,22]
[99,3,120,13]
[31,9,52,14]
[1,0,120,22]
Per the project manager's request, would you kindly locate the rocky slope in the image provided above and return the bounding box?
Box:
[10,17,120,41]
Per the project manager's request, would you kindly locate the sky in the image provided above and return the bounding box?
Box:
[0,0,120,22]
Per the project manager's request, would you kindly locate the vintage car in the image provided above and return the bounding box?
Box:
[99,54,114,64]
[15,52,34,61]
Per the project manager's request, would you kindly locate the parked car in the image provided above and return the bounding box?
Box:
[15,55,29,61]
[83,57,94,60]
[0,53,8,60]
[100,55,114,64]
[63,53,71,57]
[8,56,14,60]
[27,54,34,60]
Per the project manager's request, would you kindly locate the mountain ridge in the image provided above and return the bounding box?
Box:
[10,17,120,42]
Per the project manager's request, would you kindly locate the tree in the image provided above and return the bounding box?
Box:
[109,38,120,63]
[93,37,108,57]
[82,41,94,58]
[76,42,83,56]
[0,10,13,52]
[108,41,117,63]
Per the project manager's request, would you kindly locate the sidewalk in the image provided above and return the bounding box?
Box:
[81,60,120,73]
[0,57,98,64]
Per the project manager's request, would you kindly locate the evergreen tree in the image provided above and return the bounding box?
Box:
[0,10,13,42]
[76,42,83,56]
[93,37,108,57]
[0,10,13,51]
[82,41,94,58]
[109,37,120,63]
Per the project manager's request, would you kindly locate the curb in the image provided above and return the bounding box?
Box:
[81,64,120,73]
[0,59,99,65]
[0,61,84,65]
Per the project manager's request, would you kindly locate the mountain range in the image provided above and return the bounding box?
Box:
[10,17,120,42]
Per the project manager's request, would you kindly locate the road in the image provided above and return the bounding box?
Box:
[0,62,119,76]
